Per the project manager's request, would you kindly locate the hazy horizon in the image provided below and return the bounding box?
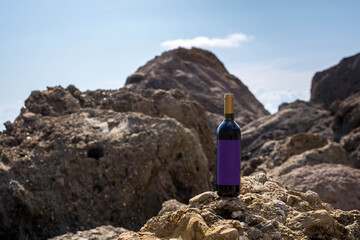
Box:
[1,0,360,130]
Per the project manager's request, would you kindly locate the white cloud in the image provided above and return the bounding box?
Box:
[160,33,253,49]
[231,59,315,113]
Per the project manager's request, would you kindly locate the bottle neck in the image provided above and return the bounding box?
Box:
[225,113,234,120]
[224,94,234,120]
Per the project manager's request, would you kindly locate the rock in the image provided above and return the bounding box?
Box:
[22,86,216,177]
[260,220,279,232]
[21,112,37,122]
[247,227,263,239]
[25,86,81,116]
[241,100,333,162]
[272,200,288,211]
[243,133,330,176]
[310,52,360,109]
[253,172,267,184]
[333,92,360,140]
[268,142,348,177]
[118,176,360,239]
[205,226,239,240]
[280,133,328,161]
[189,191,217,204]
[276,164,360,210]
[0,109,212,239]
[287,210,343,239]
[125,47,269,136]
[158,199,186,215]
[49,225,129,240]
[340,127,360,168]
[304,190,321,204]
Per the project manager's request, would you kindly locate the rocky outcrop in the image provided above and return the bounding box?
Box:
[268,141,348,177]
[23,86,216,172]
[119,175,360,240]
[276,164,360,211]
[0,86,214,239]
[125,47,269,135]
[310,52,360,109]
[241,101,333,162]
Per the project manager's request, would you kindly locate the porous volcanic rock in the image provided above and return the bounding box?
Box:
[276,164,360,211]
[125,47,269,135]
[23,86,216,174]
[310,52,360,109]
[118,175,360,240]
[0,87,213,239]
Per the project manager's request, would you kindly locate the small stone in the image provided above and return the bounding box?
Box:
[201,210,215,222]
[239,236,249,240]
[189,191,217,204]
[22,112,37,122]
[219,228,239,239]
[286,195,294,206]
[254,172,267,184]
[273,199,289,211]
[275,209,285,217]
[231,210,242,219]
[216,199,227,208]
[107,118,119,129]
[260,220,279,232]
[305,190,321,204]
[247,227,263,239]
[212,215,224,222]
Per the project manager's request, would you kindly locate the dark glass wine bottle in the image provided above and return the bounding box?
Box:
[216,93,241,197]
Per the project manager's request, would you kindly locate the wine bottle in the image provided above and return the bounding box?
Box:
[216,93,241,197]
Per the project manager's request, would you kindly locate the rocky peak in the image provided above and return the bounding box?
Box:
[125,47,269,136]
[310,52,360,109]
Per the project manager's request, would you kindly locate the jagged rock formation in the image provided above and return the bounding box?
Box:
[125,47,269,136]
[0,86,214,239]
[118,175,360,240]
[242,52,360,173]
[310,52,360,109]
[241,101,334,162]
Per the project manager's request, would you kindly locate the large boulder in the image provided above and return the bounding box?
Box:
[125,47,269,136]
[276,164,360,211]
[118,175,360,240]
[0,87,213,239]
[310,52,360,109]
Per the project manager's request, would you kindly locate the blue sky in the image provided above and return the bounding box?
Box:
[1,0,360,130]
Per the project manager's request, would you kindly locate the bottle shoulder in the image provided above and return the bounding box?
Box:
[217,120,241,131]
[217,120,241,140]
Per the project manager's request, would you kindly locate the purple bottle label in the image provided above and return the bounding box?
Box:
[217,140,241,185]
